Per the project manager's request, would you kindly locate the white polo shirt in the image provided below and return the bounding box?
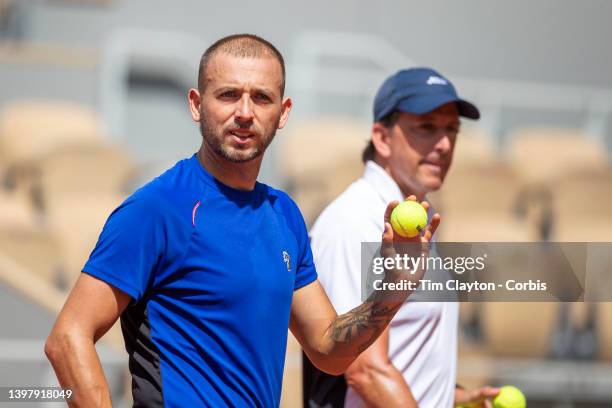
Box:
[310,160,458,408]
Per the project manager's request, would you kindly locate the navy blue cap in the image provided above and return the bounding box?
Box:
[373,67,480,122]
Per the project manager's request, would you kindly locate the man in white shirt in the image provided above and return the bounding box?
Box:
[303,68,499,408]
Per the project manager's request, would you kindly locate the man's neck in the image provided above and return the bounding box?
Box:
[375,159,426,201]
[197,145,261,191]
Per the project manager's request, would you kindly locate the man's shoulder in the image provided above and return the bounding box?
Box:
[322,177,382,217]
[258,183,310,241]
[261,183,293,203]
[119,157,201,219]
[311,178,383,239]
[260,183,301,216]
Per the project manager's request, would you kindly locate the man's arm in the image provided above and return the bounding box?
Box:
[291,198,440,375]
[344,327,417,407]
[45,273,131,408]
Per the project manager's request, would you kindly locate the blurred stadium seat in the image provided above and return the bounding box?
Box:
[0,189,64,286]
[437,162,522,217]
[280,118,367,226]
[0,189,36,228]
[506,127,607,183]
[436,214,537,243]
[550,167,612,241]
[0,224,63,287]
[452,126,498,169]
[0,101,122,214]
[46,192,124,288]
[0,101,102,163]
[480,302,558,358]
[36,142,133,209]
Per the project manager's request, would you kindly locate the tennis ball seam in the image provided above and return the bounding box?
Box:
[391,208,411,237]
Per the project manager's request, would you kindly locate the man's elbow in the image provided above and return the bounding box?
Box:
[45,328,82,364]
[45,330,65,364]
[309,354,354,376]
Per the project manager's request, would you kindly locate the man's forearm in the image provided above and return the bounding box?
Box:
[347,361,417,407]
[325,289,407,357]
[45,332,112,408]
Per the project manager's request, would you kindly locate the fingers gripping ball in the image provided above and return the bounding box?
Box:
[493,386,526,408]
[390,201,428,238]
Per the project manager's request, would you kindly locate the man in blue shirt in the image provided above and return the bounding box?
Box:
[45,34,440,407]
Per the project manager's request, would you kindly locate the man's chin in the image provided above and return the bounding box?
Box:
[221,146,263,163]
[422,177,443,193]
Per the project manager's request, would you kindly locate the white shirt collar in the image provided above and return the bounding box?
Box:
[362,160,404,204]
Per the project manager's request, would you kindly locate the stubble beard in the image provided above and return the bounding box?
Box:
[199,114,279,163]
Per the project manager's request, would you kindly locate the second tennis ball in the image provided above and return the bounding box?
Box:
[493,386,526,408]
[390,201,428,238]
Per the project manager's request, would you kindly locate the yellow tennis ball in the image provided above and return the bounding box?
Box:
[390,201,428,238]
[493,386,526,408]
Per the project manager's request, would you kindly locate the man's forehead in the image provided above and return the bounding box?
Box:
[205,53,283,89]
[411,102,459,121]
[399,108,460,123]
[425,103,459,116]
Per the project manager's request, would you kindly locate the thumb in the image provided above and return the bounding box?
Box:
[380,222,395,257]
[480,387,501,399]
[382,222,394,243]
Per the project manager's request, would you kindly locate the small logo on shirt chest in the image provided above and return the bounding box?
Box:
[282,251,291,272]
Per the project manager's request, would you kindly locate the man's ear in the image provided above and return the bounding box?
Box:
[371,122,392,159]
[188,88,202,122]
[278,97,293,129]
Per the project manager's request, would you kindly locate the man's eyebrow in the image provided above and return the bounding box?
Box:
[251,86,278,97]
[415,117,437,123]
[211,85,278,97]
[212,86,238,94]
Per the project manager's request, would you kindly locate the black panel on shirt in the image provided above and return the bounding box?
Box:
[120,300,164,408]
[302,352,346,408]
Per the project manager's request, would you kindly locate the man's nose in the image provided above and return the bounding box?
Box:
[435,133,453,154]
[235,94,254,124]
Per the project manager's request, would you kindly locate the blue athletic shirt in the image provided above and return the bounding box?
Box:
[83,154,318,407]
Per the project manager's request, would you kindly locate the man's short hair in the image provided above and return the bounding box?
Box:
[198,33,286,96]
[362,110,400,163]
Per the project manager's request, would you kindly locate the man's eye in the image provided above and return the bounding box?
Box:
[220,91,237,98]
[254,93,272,102]
[448,127,459,134]
[420,124,437,133]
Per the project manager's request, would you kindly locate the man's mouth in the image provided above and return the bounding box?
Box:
[422,161,444,172]
[228,129,255,143]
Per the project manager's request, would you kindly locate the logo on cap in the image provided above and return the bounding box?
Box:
[426,76,448,86]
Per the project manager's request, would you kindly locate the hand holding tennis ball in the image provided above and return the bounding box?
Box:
[390,200,428,238]
[493,386,526,408]
[381,197,440,263]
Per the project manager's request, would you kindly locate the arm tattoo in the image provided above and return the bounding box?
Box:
[330,300,402,352]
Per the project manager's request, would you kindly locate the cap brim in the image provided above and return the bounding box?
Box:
[396,93,480,120]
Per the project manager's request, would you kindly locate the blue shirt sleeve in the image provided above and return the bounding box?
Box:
[274,191,317,290]
[294,224,317,291]
[82,190,166,301]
